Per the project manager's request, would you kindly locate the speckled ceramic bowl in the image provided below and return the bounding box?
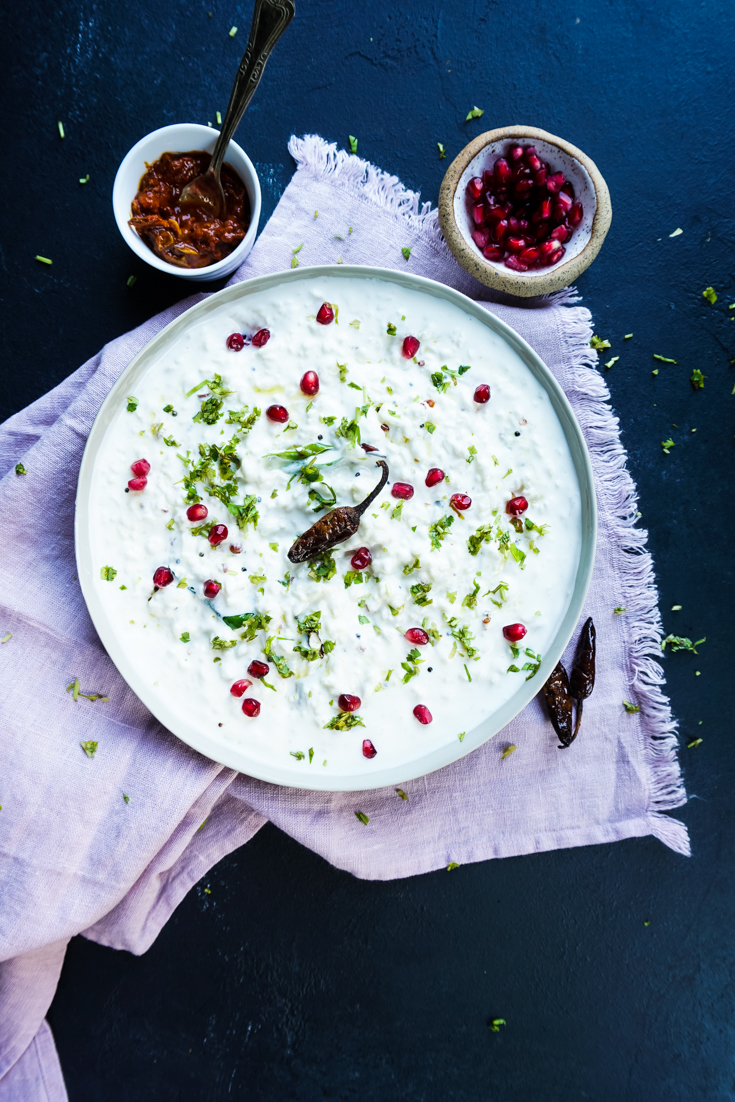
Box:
[438,125,612,297]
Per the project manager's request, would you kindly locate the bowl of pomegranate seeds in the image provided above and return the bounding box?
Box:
[438,125,611,297]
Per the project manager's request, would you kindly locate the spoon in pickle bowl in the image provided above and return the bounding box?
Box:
[179,0,295,218]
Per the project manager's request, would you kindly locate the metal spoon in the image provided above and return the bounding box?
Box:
[179,0,295,218]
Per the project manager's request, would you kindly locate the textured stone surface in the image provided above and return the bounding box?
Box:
[2,0,733,1098]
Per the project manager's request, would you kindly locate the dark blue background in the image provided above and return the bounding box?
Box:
[3,0,734,1098]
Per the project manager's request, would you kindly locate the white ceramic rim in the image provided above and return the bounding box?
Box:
[112,122,262,280]
[75,265,597,792]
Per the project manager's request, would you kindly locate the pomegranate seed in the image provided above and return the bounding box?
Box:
[510,145,524,162]
[549,224,569,243]
[533,197,552,222]
[525,147,541,172]
[187,503,208,521]
[300,370,319,396]
[494,158,511,186]
[338,693,362,712]
[413,704,433,725]
[226,332,245,351]
[405,627,430,646]
[506,236,527,254]
[402,335,420,359]
[248,659,270,679]
[483,244,504,261]
[467,176,484,199]
[556,191,573,214]
[450,493,472,511]
[208,524,228,546]
[203,579,221,598]
[316,302,335,325]
[514,178,533,200]
[362,739,377,759]
[547,171,565,194]
[561,180,575,199]
[425,467,445,487]
[230,679,252,697]
[252,328,271,347]
[505,256,528,272]
[474,384,491,404]
[493,219,509,243]
[568,202,584,228]
[266,405,289,423]
[485,204,506,222]
[534,167,547,187]
[350,546,372,570]
[391,482,414,500]
[130,458,150,477]
[472,228,491,250]
[152,566,174,589]
[519,247,540,265]
[242,698,261,718]
[503,623,527,642]
[472,202,486,226]
[506,496,529,515]
[507,216,520,233]
[517,218,530,233]
[482,169,495,190]
[128,476,147,491]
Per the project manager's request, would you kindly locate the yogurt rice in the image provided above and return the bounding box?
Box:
[89,275,582,777]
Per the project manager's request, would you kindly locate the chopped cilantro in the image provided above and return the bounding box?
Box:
[79,174,90,184]
[702,286,717,304]
[396,788,409,800]
[488,581,509,608]
[290,750,305,760]
[229,25,237,35]
[358,614,370,624]
[690,368,706,389]
[35,255,53,265]
[211,636,237,650]
[466,445,477,464]
[590,335,610,352]
[80,740,98,758]
[661,437,675,454]
[428,514,454,550]
[411,582,433,606]
[391,500,404,520]
[437,142,446,159]
[457,731,465,742]
[163,404,175,413]
[15,463,27,476]
[403,557,421,575]
[462,579,480,609]
[100,565,117,581]
[623,701,640,713]
[344,570,364,588]
[224,406,261,435]
[687,739,703,749]
[447,616,479,660]
[126,396,139,412]
[401,247,411,260]
[180,632,190,643]
[501,744,517,760]
[126,275,137,288]
[348,135,358,153]
[325,712,365,730]
[263,637,294,678]
[447,862,460,871]
[604,357,619,370]
[308,550,337,583]
[163,435,179,447]
[401,647,424,683]
[614,606,626,614]
[0,633,12,644]
[446,591,457,604]
[464,663,472,682]
[465,106,484,120]
[335,416,361,448]
[653,354,677,364]
[624,333,633,339]
[661,634,705,654]
[123,793,130,804]
[467,524,493,556]
[425,422,436,434]
[355,811,369,825]
[489,1019,506,1033]
[249,574,266,585]
[387,322,397,336]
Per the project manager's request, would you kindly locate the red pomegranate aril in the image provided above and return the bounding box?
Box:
[152,566,174,589]
[130,458,150,477]
[203,579,221,599]
[556,190,573,214]
[128,476,147,491]
[300,370,319,396]
[503,623,527,643]
[483,244,504,261]
[506,236,527,254]
[425,467,445,487]
[472,228,491,250]
[554,245,566,263]
[208,524,228,546]
[413,704,433,725]
[549,223,570,243]
[472,202,486,226]
[252,328,270,347]
[467,176,484,199]
[362,739,377,759]
[520,247,540,265]
[266,404,289,423]
[510,145,524,162]
[391,481,414,500]
[450,493,472,511]
[316,302,335,325]
[540,239,561,261]
[534,167,547,187]
[338,693,361,712]
[226,332,245,351]
[350,546,372,570]
[474,384,491,404]
[230,679,252,697]
[561,180,575,199]
[533,197,552,223]
[482,169,495,190]
[507,216,520,233]
[493,219,509,243]
[517,218,530,234]
[547,171,565,194]
[402,335,420,359]
[494,157,511,186]
[405,627,430,646]
[568,202,584,228]
[525,147,541,172]
[506,495,529,515]
[505,256,529,271]
[187,503,208,522]
[242,698,261,718]
[248,659,270,679]
[515,178,533,200]
[485,204,506,222]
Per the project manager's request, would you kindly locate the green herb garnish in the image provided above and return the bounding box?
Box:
[661,634,705,653]
[466,445,477,464]
[80,740,98,758]
[411,582,433,606]
[126,396,139,412]
[465,106,484,120]
[437,142,446,159]
[428,514,454,550]
[348,135,358,154]
[386,322,397,336]
[653,354,677,364]
[403,557,420,575]
[355,811,369,825]
[623,701,640,713]
[211,636,237,650]
[661,438,675,454]
[180,632,190,642]
[308,550,337,583]
[100,565,117,581]
[690,369,706,389]
[15,463,27,475]
[702,286,717,304]
[325,712,365,730]
[462,579,480,609]
[401,647,424,683]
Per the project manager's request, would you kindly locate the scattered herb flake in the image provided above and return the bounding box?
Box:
[180,631,190,643]
[501,744,517,760]
[467,445,477,464]
[355,811,369,825]
[325,712,366,731]
[126,274,137,288]
[624,333,633,339]
[15,463,27,475]
[126,396,139,413]
[653,354,677,363]
[590,335,611,352]
[447,862,460,870]
[489,1019,506,1033]
[661,634,705,654]
[604,356,619,370]
[211,636,237,650]
[396,788,409,801]
[614,606,626,614]
[123,793,130,804]
[386,322,397,336]
[35,256,53,265]
[401,247,411,260]
[687,738,703,749]
[0,633,11,644]
[690,369,706,389]
[623,701,640,713]
[465,106,484,120]
[348,135,358,154]
[428,514,454,550]
[702,286,717,304]
[57,120,65,139]
[100,565,117,581]
[661,437,675,454]
[80,740,98,758]
[437,142,446,159]
[290,750,305,760]
[669,228,683,237]
[229,25,237,35]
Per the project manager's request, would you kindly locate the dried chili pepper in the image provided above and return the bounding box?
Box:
[568,616,596,742]
[288,460,389,563]
[543,660,574,747]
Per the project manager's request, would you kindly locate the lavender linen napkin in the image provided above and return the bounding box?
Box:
[0,135,687,1099]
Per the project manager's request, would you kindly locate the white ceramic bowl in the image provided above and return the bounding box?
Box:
[112,122,261,282]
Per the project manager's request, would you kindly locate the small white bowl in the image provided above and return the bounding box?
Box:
[113,122,261,282]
